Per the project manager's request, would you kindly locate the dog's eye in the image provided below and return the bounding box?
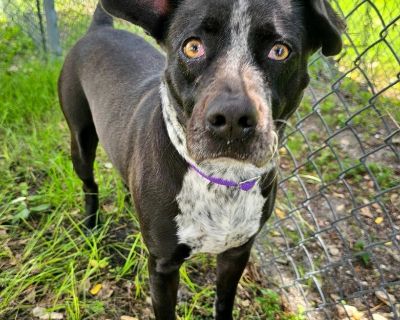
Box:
[268,44,290,61]
[183,38,205,59]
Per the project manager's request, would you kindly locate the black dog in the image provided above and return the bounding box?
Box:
[58,1,343,318]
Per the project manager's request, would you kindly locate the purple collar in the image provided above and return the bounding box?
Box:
[189,164,261,191]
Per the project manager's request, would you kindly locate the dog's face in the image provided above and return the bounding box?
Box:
[101,0,344,167]
[164,0,312,167]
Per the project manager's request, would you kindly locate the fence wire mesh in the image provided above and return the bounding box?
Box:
[1,0,48,52]
[257,1,400,319]
[1,0,399,319]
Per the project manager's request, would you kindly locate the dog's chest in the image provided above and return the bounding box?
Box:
[175,169,266,254]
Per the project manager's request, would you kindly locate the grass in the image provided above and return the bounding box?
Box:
[333,0,400,93]
[283,45,399,189]
[0,21,305,320]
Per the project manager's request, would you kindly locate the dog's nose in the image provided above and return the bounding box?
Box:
[206,98,258,141]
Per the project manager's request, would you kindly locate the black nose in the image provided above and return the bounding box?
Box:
[206,97,258,141]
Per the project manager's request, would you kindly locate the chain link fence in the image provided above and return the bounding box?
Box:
[257,1,400,319]
[1,0,399,319]
[1,0,48,53]
[1,0,140,56]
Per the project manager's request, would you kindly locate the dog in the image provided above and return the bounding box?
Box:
[58,1,343,318]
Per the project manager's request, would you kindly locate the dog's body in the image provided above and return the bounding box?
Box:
[59,1,343,318]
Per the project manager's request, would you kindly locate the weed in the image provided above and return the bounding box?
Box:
[353,240,372,267]
[0,20,34,68]
[256,289,305,320]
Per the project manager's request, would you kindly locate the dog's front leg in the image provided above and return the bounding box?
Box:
[215,238,255,320]
[148,255,182,320]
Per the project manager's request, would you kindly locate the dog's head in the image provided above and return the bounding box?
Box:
[101,0,344,168]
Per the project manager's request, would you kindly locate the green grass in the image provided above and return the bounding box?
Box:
[0,21,303,320]
[333,0,400,92]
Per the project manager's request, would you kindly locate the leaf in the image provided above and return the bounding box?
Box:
[27,195,43,201]
[97,281,114,299]
[359,252,372,266]
[90,284,102,295]
[275,208,286,219]
[375,217,384,224]
[104,162,113,169]
[353,240,365,251]
[336,304,363,319]
[372,314,389,320]
[298,174,322,183]
[328,246,340,256]
[48,312,64,320]
[30,204,51,212]
[375,290,396,306]
[32,306,64,319]
[241,299,251,307]
[89,260,99,268]
[11,196,27,204]
[336,204,345,212]
[353,240,371,266]
[12,208,30,223]
[98,259,109,269]
[89,258,108,269]
[360,207,373,218]
[33,306,47,318]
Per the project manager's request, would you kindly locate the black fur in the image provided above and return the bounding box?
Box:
[58,1,343,318]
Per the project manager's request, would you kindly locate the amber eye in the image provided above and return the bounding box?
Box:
[183,38,206,59]
[268,43,290,61]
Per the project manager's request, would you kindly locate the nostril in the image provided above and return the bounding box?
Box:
[238,115,255,129]
[209,114,226,127]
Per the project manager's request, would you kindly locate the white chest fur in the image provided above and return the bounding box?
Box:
[160,83,272,255]
[175,166,267,255]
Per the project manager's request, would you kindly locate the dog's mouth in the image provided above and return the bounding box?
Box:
[186,125,278,168]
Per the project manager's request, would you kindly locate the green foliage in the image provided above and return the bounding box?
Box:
[286,129,398,189]
[85,301,106,316]
[353,240,372,267]
[0,20,35,68]
[333,0,400,89]
[256,290,282,318]
[0,60,61,126]
[256,290,305,320]
[340,162,398,190]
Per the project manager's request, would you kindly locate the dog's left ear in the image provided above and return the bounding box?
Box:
[305,0,346,56]
[100,0,179,41]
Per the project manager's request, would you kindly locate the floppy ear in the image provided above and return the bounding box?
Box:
[100,0,178,41]
[305,0,346,56]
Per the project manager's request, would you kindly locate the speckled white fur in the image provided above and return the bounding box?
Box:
[175,165,267,254]
[225,0,252,75]
[160,0,274,255]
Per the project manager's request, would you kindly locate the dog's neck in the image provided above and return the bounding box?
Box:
[160,81,193,165]
[160,80,274,183]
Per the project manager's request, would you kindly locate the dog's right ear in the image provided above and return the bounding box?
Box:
[304,0,346,56]
[100,0,178,41]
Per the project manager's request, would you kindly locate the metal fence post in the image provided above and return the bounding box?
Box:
[43,0,62,57]
[35,0,47,54]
